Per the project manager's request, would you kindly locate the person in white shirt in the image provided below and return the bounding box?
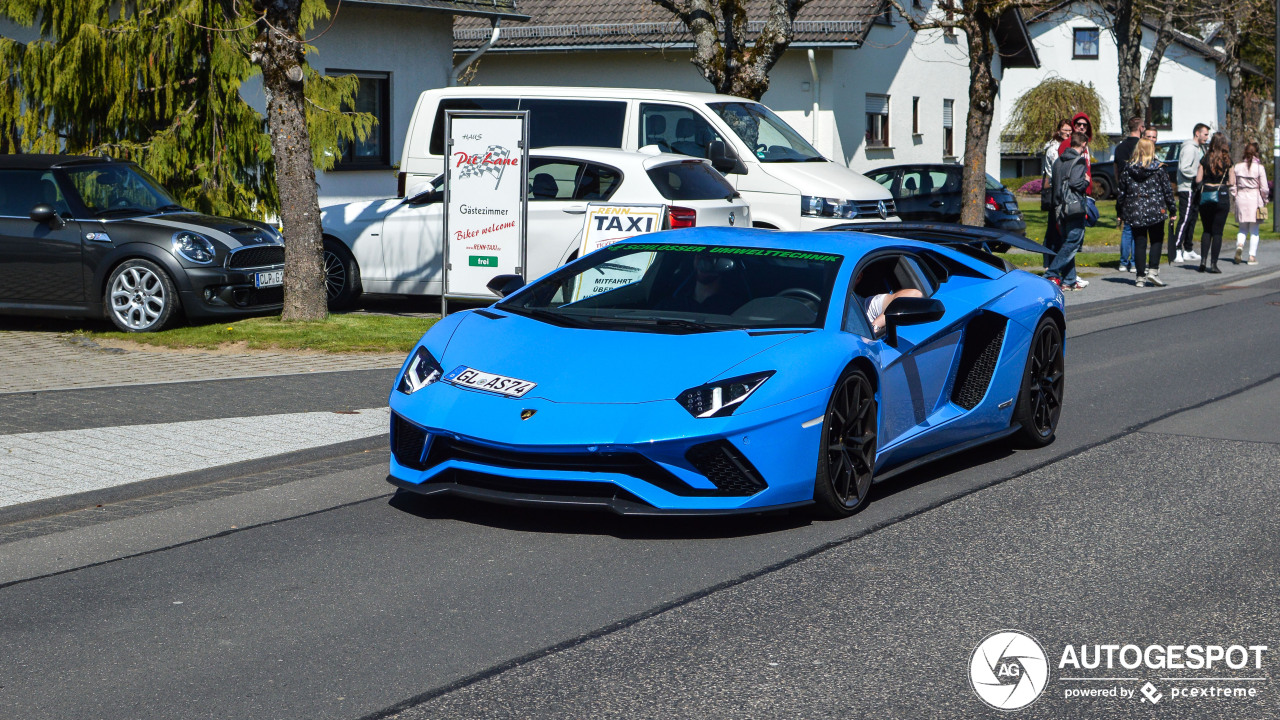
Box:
[1173,123,1211,263]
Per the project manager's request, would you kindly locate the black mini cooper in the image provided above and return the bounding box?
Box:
[0,155,285,331]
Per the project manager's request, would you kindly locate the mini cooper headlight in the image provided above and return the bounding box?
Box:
[677,371,774,418]
[397,347,444,395]
[172,232,217,264]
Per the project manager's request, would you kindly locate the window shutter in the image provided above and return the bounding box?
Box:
[942,100,954,128]
[865,94,889,115]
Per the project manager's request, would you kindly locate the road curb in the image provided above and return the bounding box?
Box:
[0,434,387,527]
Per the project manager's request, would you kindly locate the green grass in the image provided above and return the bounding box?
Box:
[1019,198,1280,248]
[81,314,437,353]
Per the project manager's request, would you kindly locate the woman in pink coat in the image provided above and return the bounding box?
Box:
[1231,142,1270,265]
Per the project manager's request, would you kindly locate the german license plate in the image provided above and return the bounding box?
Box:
[254,270,283,288]
[444,366,537,398]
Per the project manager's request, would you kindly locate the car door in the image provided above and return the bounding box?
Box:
[0,169,84,306]
[380,189,445,294]
[525,157,593,280]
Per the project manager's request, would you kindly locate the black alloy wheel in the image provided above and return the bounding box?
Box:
[812,369,878,518]
[322,239,362,311]
[1012,317,1065,447]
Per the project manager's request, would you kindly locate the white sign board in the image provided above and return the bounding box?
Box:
[571,204,666,301]
[443,111,528,301]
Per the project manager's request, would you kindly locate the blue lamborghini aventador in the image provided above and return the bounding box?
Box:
[387,224,1065,517]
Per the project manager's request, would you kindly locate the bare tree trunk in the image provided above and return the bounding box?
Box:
[960,8,997,227]
[254,0,326,321]
[1113,0,1175,130]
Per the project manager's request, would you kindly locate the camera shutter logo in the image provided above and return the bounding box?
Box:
[969,630,1049,710]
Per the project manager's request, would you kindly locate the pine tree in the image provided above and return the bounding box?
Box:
[0,0,372,222]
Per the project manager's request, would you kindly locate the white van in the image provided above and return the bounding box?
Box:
[400,87,897,231]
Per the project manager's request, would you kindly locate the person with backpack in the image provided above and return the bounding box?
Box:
[1230,141,1270,265]
[1040,119,1073,267]
[1195,132,1233,273]
[1047,132,1092,291]
[1116,139,1177,288]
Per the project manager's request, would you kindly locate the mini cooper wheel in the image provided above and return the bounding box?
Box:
[813,368,878,518]
[323,239,362,311]
[1012,316,1065,447]
[105,259,180,332]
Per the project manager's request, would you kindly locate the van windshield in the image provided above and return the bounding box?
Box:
[709,102,824,163]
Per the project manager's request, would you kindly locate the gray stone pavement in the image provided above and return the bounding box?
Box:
[0,329,402,394]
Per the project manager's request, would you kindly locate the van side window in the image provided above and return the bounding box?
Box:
[521,100,626,150]
[428,98,519,156]
[638,103,724,159]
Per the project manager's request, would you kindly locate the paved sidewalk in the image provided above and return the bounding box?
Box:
[0,331,402,394]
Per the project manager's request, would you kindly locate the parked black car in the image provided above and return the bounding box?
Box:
[0,155,284,332]
[1089,140,1181,200]
[864,164,1026,243]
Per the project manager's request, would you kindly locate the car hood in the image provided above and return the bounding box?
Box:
[764,161,893,201]
[124,213,279,248]
[438,310,802,404]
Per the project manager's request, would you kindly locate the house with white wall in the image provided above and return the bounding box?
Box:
[999,0,1231,177]
[453,0,1038,179]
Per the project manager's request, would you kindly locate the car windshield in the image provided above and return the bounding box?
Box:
[708,102,824,163]
[63,164,182,217]
[497,242,843,332]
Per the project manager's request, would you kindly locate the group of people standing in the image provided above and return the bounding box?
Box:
[1040,114,1270,291]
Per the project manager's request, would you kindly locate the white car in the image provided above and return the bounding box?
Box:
[319,147,750,308]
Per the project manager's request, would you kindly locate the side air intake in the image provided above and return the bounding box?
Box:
[951,313,1007,410]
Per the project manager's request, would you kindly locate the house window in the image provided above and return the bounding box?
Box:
[331,71,391,168]
[943,99,955,157]
[1147,97,1173,131]
[865,94,890,148]
[1073,28,1100,59]
[912,97,920,135]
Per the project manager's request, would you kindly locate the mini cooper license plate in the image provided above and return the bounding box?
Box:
[444,366,537,398]
[254,270,284,288]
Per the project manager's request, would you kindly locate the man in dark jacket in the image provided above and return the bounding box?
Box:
[1047,132,1091,290]
[1113,117,1144,272]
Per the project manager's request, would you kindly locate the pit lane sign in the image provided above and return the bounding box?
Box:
[571,204,666,301]
[443,111,529,304]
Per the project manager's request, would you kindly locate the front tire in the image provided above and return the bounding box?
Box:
[1012,317,1065,447]
[105,259,180,332]
[323,239,362,311]
[812,368,878,518]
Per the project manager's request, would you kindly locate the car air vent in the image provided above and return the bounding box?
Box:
[951,313,1008,410]
[226,246,285,269]
[229,226,264,235]
[685,440,768,496]
[474,310,504,320]
[392,414,430,471]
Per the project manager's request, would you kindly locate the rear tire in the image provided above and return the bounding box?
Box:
[1011,317,1065,447]
[812,368,878,518]
[1090,174,1112,200]
[323,239,362,311]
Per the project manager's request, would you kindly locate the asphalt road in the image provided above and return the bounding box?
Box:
[1,275,1279,719]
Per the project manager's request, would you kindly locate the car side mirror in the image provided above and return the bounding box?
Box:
[707,141,747,175]
[487,274,525,298]
[883,297,944,347]
[30,203,64,228]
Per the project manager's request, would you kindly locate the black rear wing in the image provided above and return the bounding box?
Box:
[821,221,1048,273]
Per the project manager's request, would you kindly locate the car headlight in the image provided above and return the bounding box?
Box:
[677,371,774,418]
[397,347,444,395]
[172,232,217,264]
[801,195,859,220]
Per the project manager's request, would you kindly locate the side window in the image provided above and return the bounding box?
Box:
[528,159,583,201]
[900,170,928,197]
[428,98,519,156]
[843,253,936,333]
[937,170,959,194]
[0,170,49,217]
[638,103,725,158]
[899,256,938,297]
[575,163,622,201]
[522,99,626,149]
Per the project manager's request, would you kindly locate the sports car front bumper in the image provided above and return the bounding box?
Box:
[386,384,830,513]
